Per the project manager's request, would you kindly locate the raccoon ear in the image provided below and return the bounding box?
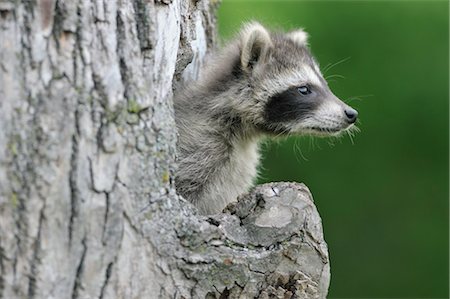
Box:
[240,22,273,71]
[288,29,309,46]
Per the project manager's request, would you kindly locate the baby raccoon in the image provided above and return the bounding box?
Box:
[174,22,358,215]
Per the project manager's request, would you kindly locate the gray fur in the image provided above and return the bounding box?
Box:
[174,22,357,214]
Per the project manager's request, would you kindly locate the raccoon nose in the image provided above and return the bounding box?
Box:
[344,108,358,123]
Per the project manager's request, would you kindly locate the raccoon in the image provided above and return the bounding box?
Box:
[174,22,358,215]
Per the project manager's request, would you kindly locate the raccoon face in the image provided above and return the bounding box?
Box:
[264,79,358,136]
[239,22,358,136]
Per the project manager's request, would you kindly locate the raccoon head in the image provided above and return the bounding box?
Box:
[238,22,358,136]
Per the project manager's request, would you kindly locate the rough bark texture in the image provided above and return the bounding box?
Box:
[0,0,330,298]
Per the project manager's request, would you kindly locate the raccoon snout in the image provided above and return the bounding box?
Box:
[344,107,358,124]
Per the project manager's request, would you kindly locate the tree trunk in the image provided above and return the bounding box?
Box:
[0,0,330,298]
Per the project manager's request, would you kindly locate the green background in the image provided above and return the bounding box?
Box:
[218,1,448,298]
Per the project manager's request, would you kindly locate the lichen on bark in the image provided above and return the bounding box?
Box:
[0,0,329,298]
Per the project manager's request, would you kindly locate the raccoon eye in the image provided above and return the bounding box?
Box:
[297,86,311,95]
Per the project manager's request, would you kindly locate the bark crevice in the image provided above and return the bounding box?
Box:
[68,134,79,245]
[132,0,153,52]
[27,207,44,299]
[98,261,113,299]
[71,237,87,299]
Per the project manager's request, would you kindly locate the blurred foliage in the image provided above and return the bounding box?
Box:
[218,1,448,298]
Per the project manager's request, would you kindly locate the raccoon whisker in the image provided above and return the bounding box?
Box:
[293,139,309,162]
[277,126,292,138]
[346,94,373,104]
[325,74,345,81]
[311,136,320,151]
[345,124,360,145]
[327,137,337,147]
[322,56,351,74]
[348,94,374,100]
[348,123,361,133]
[346,129,355,145]
[268,126,291,139]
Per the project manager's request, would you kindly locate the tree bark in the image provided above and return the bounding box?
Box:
[0,0,330,298]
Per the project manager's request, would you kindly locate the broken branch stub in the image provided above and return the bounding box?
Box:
[178,182,330,298]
